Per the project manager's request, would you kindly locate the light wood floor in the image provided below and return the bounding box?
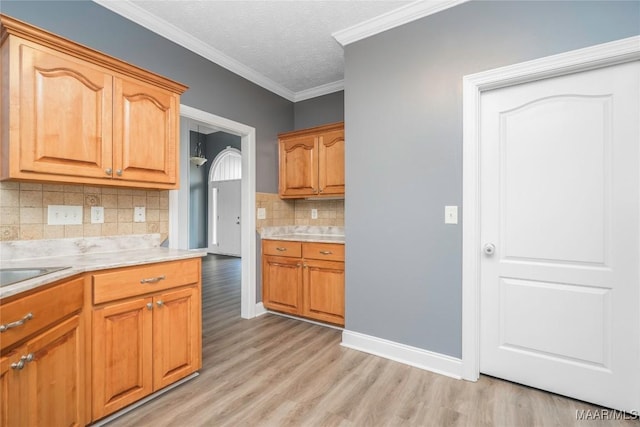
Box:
[106,255,639,427]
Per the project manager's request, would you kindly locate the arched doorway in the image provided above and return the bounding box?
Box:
[208,147,242,256]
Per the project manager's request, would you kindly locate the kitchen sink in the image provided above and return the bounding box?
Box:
[0,267,71,287]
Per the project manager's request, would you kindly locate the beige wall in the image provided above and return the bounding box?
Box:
[255,192,344,229]
[0,182,169,242]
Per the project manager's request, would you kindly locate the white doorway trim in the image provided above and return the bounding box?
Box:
[461,35,640,382]
[170,104,257,319]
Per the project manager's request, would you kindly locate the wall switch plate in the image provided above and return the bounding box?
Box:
[134,206,146,223]
[91,206,105,224]
[48,205,83,225]
[257,207,266,220]
[445,205,458,224]
[311,208,318,219]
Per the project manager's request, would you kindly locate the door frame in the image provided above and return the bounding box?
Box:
[170,105,257,319]
[461,35,640,382]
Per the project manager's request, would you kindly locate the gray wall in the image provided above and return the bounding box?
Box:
[2,0,292,193]
[188,131,209,249]
[294,91,344,129]
[344,0,640,358]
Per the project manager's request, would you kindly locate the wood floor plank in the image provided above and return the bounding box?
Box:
[105,255,640,427]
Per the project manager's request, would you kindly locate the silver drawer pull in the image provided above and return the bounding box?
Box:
[276,247,287,252]
[319,251,333,255]
[0,312,33,333]
[10,353,34,370]
[140,275,166,284]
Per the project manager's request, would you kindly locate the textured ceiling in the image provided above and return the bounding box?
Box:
[125,1,412,97]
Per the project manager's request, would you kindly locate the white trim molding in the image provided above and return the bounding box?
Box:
[255,302,268,317]
[341,330,463,379]
[93,0,343,101]
[461,35,640,381]
[293,80,344,102]
[178,105,257,320]
[333,0,470,46]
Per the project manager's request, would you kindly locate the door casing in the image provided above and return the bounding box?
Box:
[461,35,640,382]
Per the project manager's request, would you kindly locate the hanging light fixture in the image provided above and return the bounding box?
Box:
[190,125,208,167]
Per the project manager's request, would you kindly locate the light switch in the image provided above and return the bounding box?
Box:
[444,206,458,224]
[91,206,104,224]
[48,205,83,225]
[311,209,318,219]
[134,206,146,223]
[257,207,266,220]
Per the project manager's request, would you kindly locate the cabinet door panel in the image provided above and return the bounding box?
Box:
[303,259,345,326]
[279,135,317,197]
[18,42,113,178]
[0,347,26,427]
[263,256,302,314]
[318,129,345,196]
[24,315,84,427]
[114,77,178,185]
[93,298,153,420]
[153,287,201,390]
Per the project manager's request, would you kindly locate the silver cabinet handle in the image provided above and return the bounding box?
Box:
[116,169,123,176]
[0,312,33,332]
[276,247,287,252]
[156,300,164,307]
[319,251,333,255]
[146,302,153,310]
[140,275,166,284]
[11,353,34,370]
[105,168,112,175]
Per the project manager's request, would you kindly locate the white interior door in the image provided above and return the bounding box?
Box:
[209,179,241,256]
[479,61,640,411]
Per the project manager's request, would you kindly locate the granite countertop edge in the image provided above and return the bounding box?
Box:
[1,235,207,300]
[259,226,345,244]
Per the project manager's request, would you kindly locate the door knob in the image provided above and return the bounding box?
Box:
[483,243,496,256]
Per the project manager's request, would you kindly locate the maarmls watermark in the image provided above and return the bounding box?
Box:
[576,409,639,421]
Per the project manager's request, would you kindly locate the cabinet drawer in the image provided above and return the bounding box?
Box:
[0,276,84,349]
[262,240,302,257]
[93,258,200,304]
[302,243,344,262]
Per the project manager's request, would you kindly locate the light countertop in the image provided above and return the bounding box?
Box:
[260,226,345,244]
[0,234,206,300]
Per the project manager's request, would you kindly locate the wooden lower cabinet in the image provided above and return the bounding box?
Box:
[263,240,344,326]
[0,278,85,427]
[91,259,202,421]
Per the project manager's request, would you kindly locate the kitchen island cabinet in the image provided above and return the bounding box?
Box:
[278,122,344,199]
[263,239,344,326]
[0,276,86,426]
[0,14,186,189]
[91,259,201,421]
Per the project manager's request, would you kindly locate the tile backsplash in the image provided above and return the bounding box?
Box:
[256,192,344,229]
[0,182,169,242]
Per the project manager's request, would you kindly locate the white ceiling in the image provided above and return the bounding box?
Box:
[95,0,467,101]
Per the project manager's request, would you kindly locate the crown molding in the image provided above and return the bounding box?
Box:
[333,0,470,46]
[293,80,344,102]
[93,0,297,101]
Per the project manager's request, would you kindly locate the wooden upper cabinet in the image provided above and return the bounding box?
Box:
[0,14,187,189]
[18,41,113,179]
[278,122,344,199]
[114,77,178,185]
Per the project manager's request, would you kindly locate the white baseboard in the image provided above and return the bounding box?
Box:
[255,302,267,317]
[341,330,463,379]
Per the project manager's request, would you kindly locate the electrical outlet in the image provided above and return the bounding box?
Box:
[91,206,105,224]
[48,205,83,225]
[134,206,146,223]
[311,208,318,219]
[257,207,266,220]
